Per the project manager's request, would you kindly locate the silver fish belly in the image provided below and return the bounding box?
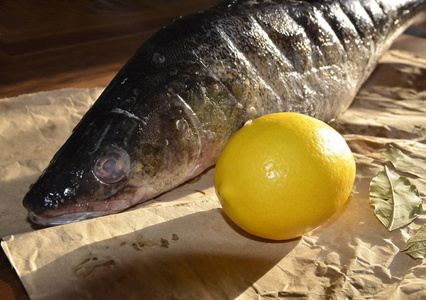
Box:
[23,0,426,225]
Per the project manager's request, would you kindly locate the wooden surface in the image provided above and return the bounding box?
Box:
[0,0,220,99]
[0,1,219,299]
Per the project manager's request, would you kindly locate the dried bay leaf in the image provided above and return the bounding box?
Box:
[385,145,426,178]
[369,166,422,231]
[401,225,426,259]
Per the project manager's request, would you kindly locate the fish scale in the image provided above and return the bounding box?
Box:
[205,1,371,119]
[23,0,426,225]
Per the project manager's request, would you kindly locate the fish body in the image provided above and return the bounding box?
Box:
[23,0,426,225]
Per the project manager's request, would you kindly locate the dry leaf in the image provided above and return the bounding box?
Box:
[401,225,426,259]
[385,145,426,178]
[369,166,422,231]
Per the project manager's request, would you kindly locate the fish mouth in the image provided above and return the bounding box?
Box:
[26,198,139,226]
[27,210,110,226]
[25,186,149,226]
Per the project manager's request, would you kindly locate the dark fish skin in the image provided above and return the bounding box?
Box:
[23,0,425,225]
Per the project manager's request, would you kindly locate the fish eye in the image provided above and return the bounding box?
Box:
[92,146,131,184]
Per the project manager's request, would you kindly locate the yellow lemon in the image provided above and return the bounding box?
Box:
[214,112,356,240]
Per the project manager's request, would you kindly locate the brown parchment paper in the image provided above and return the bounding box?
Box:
[1,35,426,299]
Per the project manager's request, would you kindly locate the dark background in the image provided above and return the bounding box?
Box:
[0,0,220,99]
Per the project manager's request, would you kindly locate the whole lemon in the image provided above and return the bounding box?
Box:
[214,112,356,240]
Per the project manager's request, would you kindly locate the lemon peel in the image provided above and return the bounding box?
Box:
[214,112,356,240]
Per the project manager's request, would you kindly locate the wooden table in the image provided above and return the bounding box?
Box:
[0,1,219,298]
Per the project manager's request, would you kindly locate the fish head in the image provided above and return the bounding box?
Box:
[23,88,202,226]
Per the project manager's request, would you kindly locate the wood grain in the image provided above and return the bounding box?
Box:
[0,0,220,99]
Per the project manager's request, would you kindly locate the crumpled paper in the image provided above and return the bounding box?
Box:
[1,35,425,299]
